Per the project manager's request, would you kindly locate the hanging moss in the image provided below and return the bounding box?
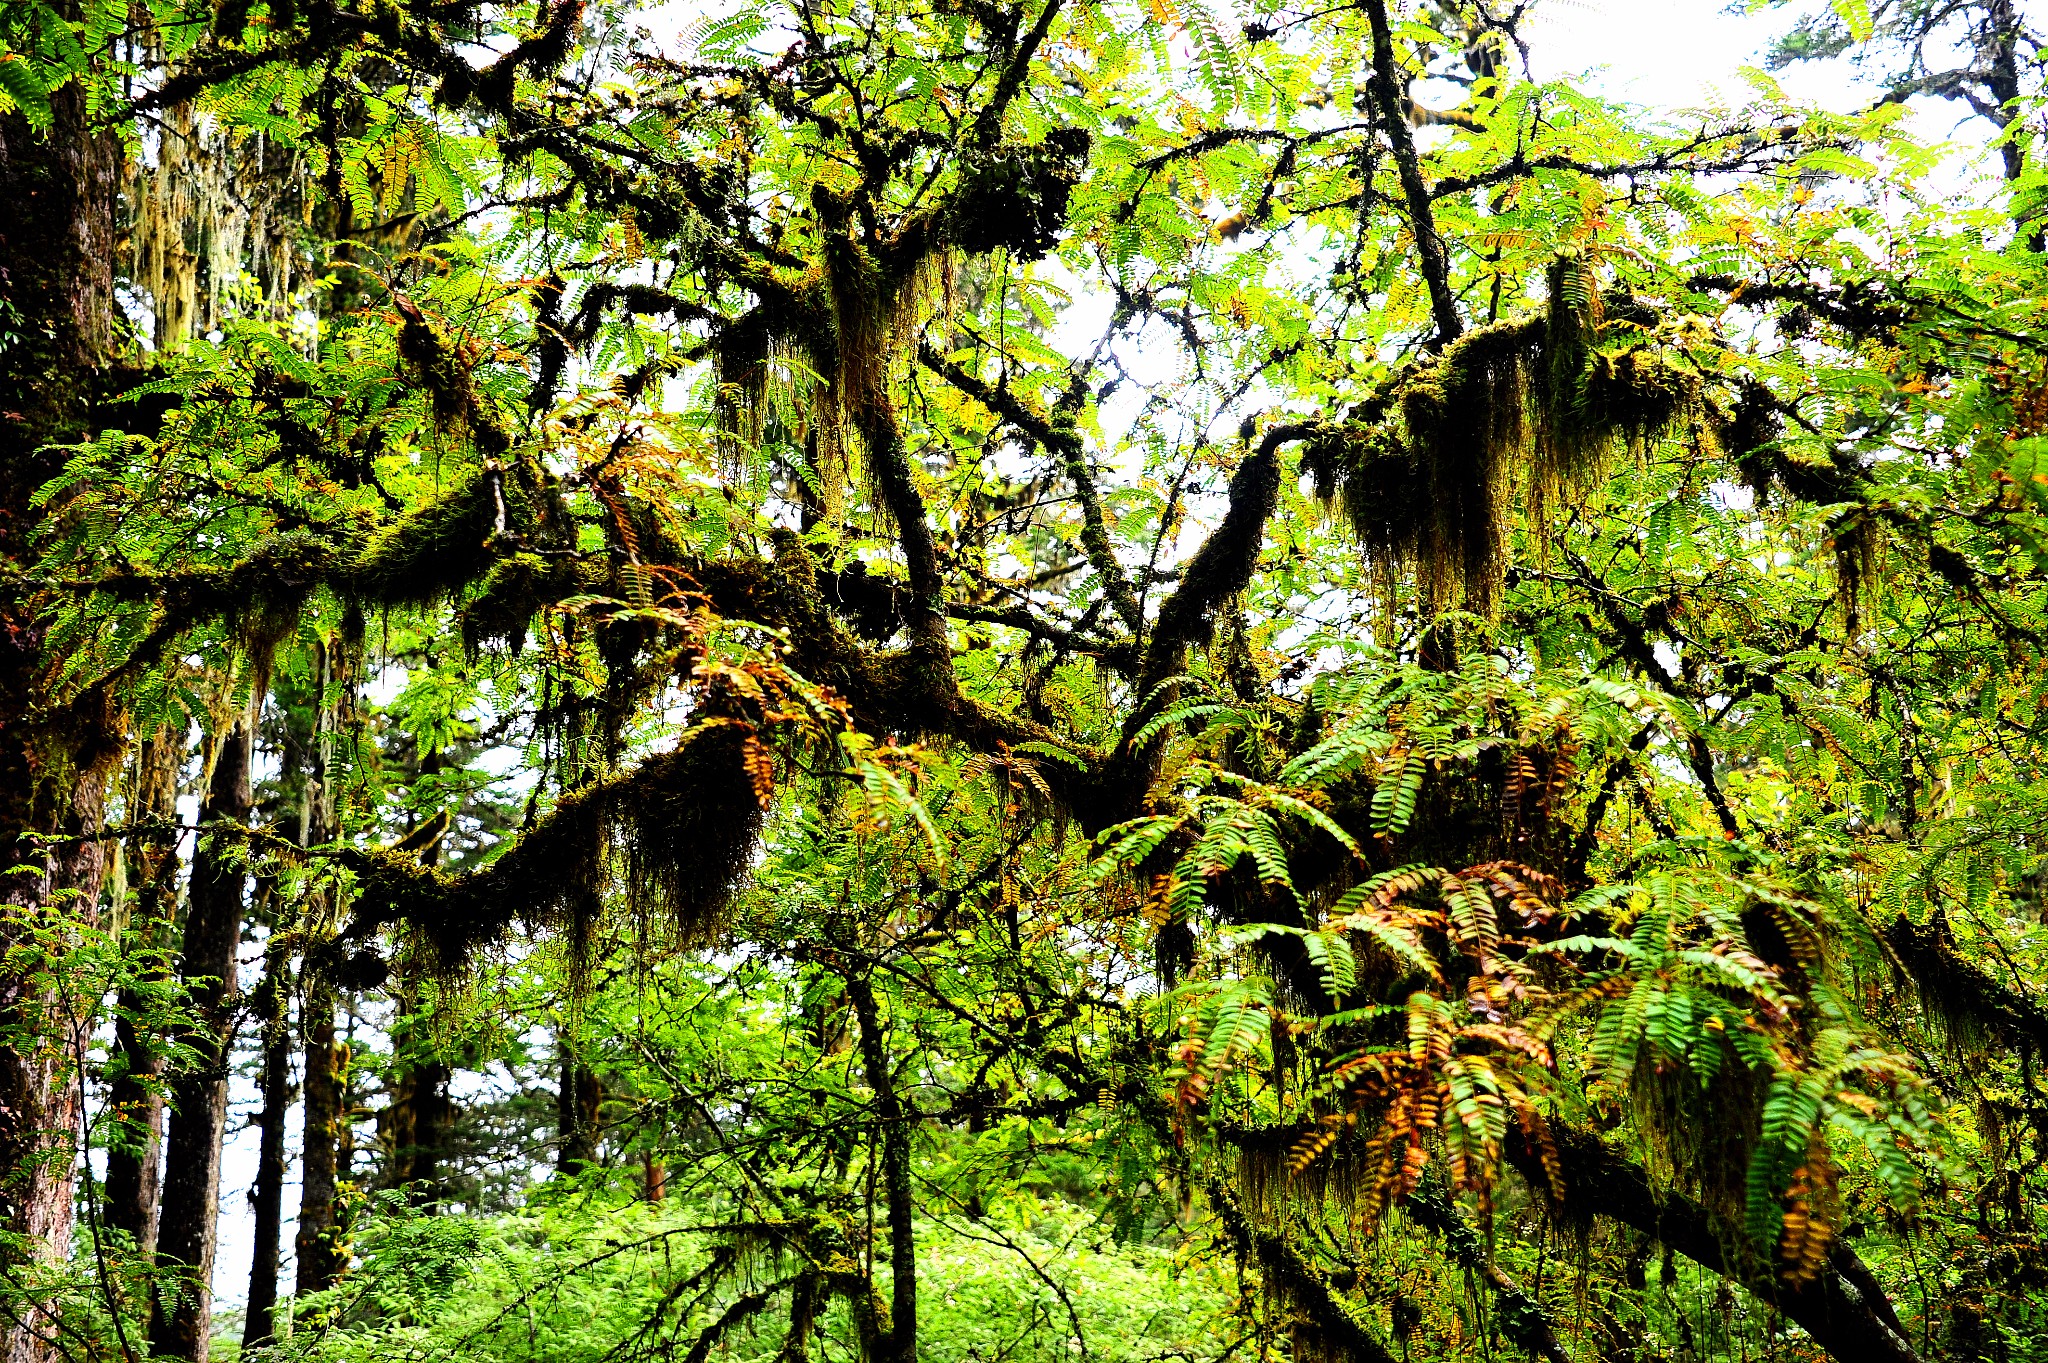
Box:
[1304,253,1715,615]
[1528,250,1607,529]
[343,725,764,979]
[460,551,595,654]
[1397,315,1543,612]
[1579,348,1704,451]
[1885,915,2048,1057]
[946,128,1091,263]
[1302,423,1424,603]
[1723,378,1785,477]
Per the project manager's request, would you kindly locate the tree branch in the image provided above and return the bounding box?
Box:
[1361,0,1462,342]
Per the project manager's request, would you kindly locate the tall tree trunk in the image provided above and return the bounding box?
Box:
[846,972,916,1363]
[105,731,182,1256]
[293,657,347,1295]
[380,1031,453,1205]
[406,1059,453,1206]
[0,60,124,1363]
[147,720,254,1363]
[293,977,345,1296]
[241,930,292,1350]
[555,1041,601,1174]
[382,811,456,1204]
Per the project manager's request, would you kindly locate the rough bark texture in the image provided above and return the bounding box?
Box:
[0,65,123,1363]
[148,721,254,1363]
[105,732,182,1257]
[242,933,293,1348]
[293,975,346,1294]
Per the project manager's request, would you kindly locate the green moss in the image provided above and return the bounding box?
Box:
[349,454,557,611]
[1303,253,1712,616]
[460,552,594,655]
[1580,348,1704,449]
[344,729,764,981]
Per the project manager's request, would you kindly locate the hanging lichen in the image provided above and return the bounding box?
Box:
[343,724,764,980]
[1305,253,1713,616]
[129,104,304,349]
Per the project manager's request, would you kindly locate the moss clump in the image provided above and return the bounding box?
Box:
[348,453,556,611]
[1580,348,1704,451]
[343,726,765,978]
[947,129,1091,262]
[1305,253,1712,615]
[1302,423,1424,603]
[460,551,594,654]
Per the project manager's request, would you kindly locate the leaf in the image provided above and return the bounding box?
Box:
[0,51,52,129]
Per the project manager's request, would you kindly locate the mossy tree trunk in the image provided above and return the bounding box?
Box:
[0,60,124,1363]
[293,975,346,1294]
[105,731,183,1257]
[556,1042,601,1174]
[846,970,917,1363]
[148,718,254,1363]
[242,930,294,1349]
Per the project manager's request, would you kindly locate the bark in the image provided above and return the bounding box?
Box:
[1984,0,2025,182]
[1510,1124,1925,1363]
[0,61,123,1363]
[846,972,916,1363]
[385,1053,453,1204]
[292,975,345,1294]
[555,1042,601,1173]
[241,932,292,1349]
[294,672,347,1294]
[1360,0,1463,343]
[642,1152,665,1203]
[105,732,182,1256]
[147,720,254,1363]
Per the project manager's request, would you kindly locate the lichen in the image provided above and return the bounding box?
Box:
[344,726,764,980]
[1305,253,1712,616]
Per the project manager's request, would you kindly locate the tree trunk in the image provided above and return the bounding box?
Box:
[407,1060,453,1206]
[241,931,292,1349]
[105,731,182,1256]
[643,1152,665,1203]
[293,673,347,1295]
[846,972,916,1363]
[381,1041,454,1205]
[293,976,345,1295]
[0,63,123,1363]
[1985,0,2025,182]
[555,1043,601,1173]
[147,720,254,1363]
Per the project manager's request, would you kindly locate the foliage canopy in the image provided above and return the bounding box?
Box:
[5,0,2048,1360]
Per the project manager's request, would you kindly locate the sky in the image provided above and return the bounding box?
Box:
[198,0,1989,1327]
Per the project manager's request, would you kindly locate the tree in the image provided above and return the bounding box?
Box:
[6,0,2048,1358]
